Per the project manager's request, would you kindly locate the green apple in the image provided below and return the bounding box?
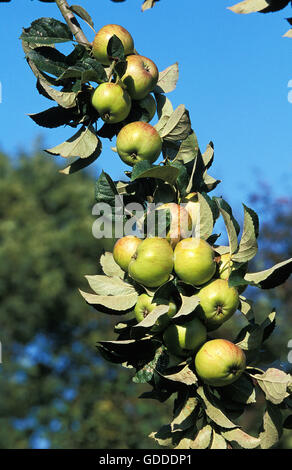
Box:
[155,203,192,248]
[197,279,239,330]
[92,24,134,66]
[163,318,207,358]
[113,235,142,272]
[134,293,177,332]
[128,237,173,288]
[122,54,159,100]
[174,238,216,286]
[116,121,162,166]
[91,82,131,124]
[195,339,246,387]
[136,93,156,122]
[218,253,248,295]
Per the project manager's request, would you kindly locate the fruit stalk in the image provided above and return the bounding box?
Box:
[55,0,91,46]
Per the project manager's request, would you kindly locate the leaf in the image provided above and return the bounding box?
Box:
[222,428,260,449]
[107,35,125,61]
[196,192,219,240]
[232,204,259,263]
[100,252,124,279]
[59,151,99,175]
[235,311,276,351]
[238,297,255,321]
[21,17,73,44]
[154,62,179,94]
[244,257,292,289]
[213,197,239,254]
[46,126,100,159]
[27,46,68,77]
[133,305,170,329]
[37,78,77,108]
[210,430,227,449]
[159,105,191,142]
[172,131,199,165]
[252,368,291,405]
[28,106,75,128]
[259,403,283,449]
[228,0,269,13]
[69,5,95,29]
[131,161,180,186]
[171,396,198,433]
[85,275,136,296]
[197,387,237,429]
[142,0,159,11]
[220,373,256,405]
[133,346,165,384]
[190,425,213,449]
[79,289,138,313]
[161,364,198,386]
[172,294,199,320]
[149,425,174,448]
[99,337,159,358]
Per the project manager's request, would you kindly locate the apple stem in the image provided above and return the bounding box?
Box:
[55,0,91,47]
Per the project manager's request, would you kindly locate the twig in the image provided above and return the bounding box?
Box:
[55,0,92,47]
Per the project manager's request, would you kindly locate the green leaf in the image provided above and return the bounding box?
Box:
[172,294,200,320]
[58,58,107,84]
[154,62,179,94]
[79,289,138,313]
[222,428,260,449]
[160,364,198,386]
[133,305,170,329]
[259,403,283,449]
[172,131,199,165]
[27,46,69,77]
[251,368,291,405]
[100,252,124,279]
[210,430,227,449]
[169,161,189,197]
[59,151,100,175]
[196,192,219,240]
[95,171,122,207]
[219,373,256,405]
[190,425,213,449]
[197,387,237,429]
[213,197,239,253]
[28,106,75,128]
[21,18,73,44]
[131,161,180,186]
[244,257,292,289]
[46,126,101,159]
[228,0,272,14]
[133,346,165,384]
[235,311,276,351]
[107,35,125,61]
[69,5,95,29]
[85,275,136,296]
[158,105,191,142]
[171,396,198,433]
[232,204,259,263]
[37,78,77,108]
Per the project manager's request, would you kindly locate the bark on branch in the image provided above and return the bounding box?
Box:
[55,0,91,46]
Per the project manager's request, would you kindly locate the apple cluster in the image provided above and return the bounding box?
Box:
[91,24,162,167]
[112,197,247,388]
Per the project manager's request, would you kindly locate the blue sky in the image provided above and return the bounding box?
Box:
[0,0,291,215]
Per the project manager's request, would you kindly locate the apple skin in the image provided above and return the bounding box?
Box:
[134,293,177,333]
[163,318,207,358]
[136,93,156,122]
[218,253,248,295]
[91,82,131,124]
[197,279,239,330]
[113,236,142,272]
[92,24,134,66]
[174,238,216,286]
[122,54,159,100]
[194,339,246,387]
[128,237,174,288]
[116,121,162,166]
[156,203,192,248]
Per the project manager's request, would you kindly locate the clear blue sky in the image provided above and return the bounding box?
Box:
[0,0,291,214]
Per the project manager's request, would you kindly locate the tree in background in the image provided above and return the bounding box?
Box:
[0,150,173,449]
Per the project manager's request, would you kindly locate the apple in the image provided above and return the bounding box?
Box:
[163,318,207,358]
[174,238,216,286]
[92,24,134,65]
[218,253,248,295]
[134,293,177,332]
[121,54,159,100]
[128,237,174,288]
[155,203,192,248]
[194,339,246,387]
[183,192,200,232]
[136,93,156,122]
[116,121,162,166]
[113,235,142,272]
[197,279,239,330]
[91,82,131,124]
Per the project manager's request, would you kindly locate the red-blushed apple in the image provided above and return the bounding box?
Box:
[91,82,131,123]
[116,121,162,166]
[121,54,159,100]
[134,293,177,332]
[155,203,192,248]
[174,238,216,286]
[194,339,246,387]
[92,24,134,65]
[163,318,207,358]
[136,93,156,122]
[113,235,142,272]
[128,237,174,288]
[197,279,239,330]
